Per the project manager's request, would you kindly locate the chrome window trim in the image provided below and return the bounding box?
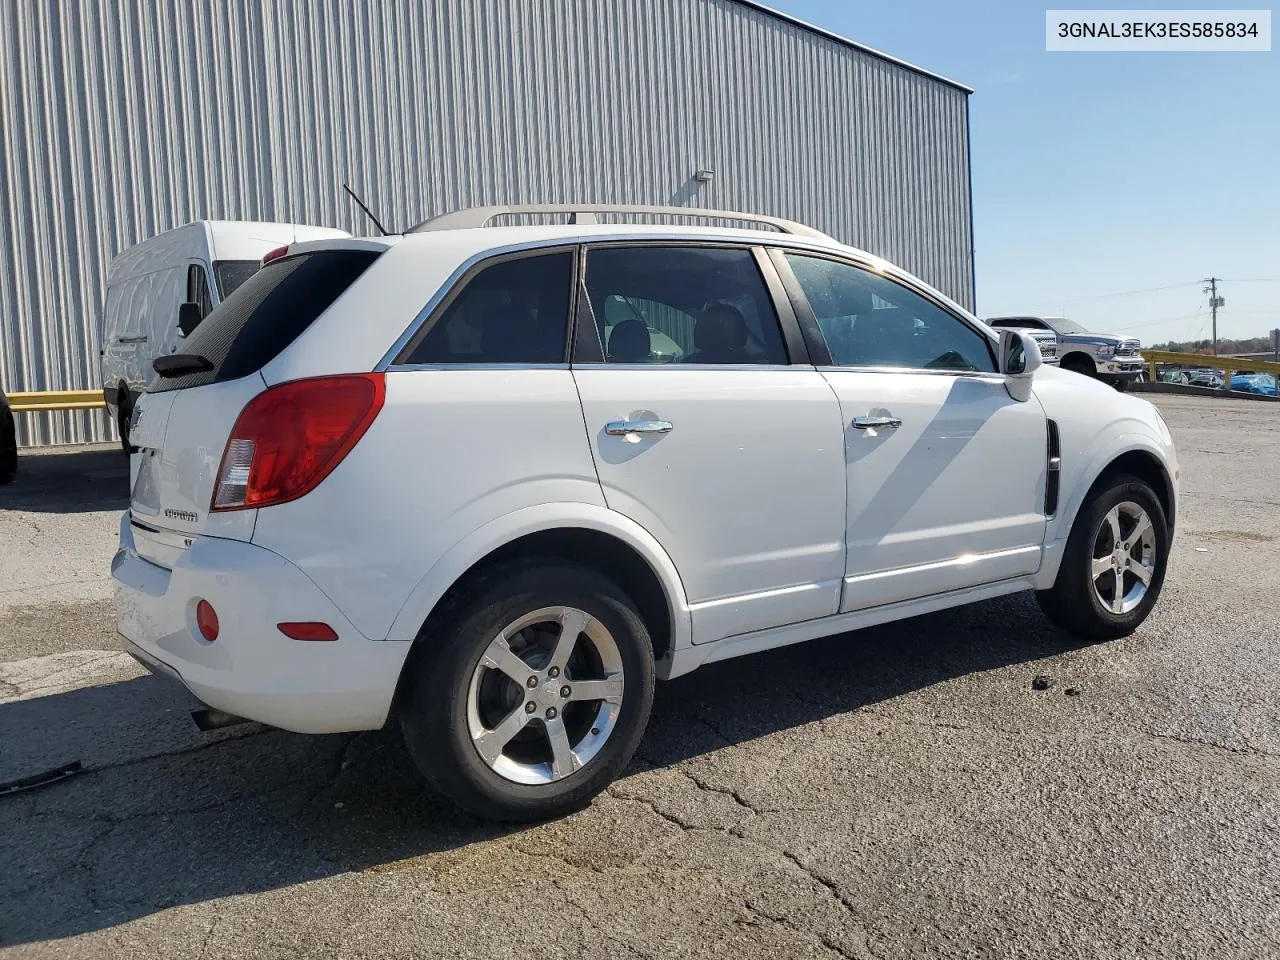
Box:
[571,363,807,372]
[386,362,571,372]
[816,365,1007,382]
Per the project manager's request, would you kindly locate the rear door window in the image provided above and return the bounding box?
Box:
[581,246,788,365]
[398,251,573,364]
[148,249,380,393]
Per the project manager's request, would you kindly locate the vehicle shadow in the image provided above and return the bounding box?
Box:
[0,447,129,514]
[0,591,1081,947]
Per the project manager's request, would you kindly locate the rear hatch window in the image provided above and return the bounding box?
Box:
[149,249,379,393]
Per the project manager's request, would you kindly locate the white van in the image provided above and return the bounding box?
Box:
[101,220,349,448]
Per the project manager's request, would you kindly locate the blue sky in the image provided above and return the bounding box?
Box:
[770,1,1280,344]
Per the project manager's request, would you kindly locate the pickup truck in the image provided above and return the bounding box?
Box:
[988,316,1144,390]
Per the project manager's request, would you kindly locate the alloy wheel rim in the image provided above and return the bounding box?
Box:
[466,606,624,785]
[1090,501,1157,615]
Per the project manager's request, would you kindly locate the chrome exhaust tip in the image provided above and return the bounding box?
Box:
[190,707,250,732]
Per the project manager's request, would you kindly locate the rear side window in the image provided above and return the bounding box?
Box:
[582,246,788,365]
[149,250,379,393]
[400,251,573,364]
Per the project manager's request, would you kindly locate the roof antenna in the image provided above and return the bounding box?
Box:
[342,182,390,236]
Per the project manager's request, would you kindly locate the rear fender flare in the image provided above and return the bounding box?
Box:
[384,502,693,653]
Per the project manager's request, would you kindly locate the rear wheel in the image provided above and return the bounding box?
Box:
[398,560,655,821]
[1037,474,1168,640]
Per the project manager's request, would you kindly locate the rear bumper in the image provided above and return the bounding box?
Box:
[111,513,411,734]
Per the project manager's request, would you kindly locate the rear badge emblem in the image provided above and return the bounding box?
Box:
[164,508,198,523]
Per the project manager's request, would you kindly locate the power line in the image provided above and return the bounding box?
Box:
[1058,281,1200,304]
[1220,278,1280,283]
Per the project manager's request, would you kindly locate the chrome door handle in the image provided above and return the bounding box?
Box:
[116,335,149,343]
[852,416,902,430]
[606,419,673,436]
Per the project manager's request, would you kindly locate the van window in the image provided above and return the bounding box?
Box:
[148,250,380,393]
[187,265,215,319]
[214,260,262,300]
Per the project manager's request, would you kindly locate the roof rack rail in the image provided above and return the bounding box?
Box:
[408,204,834,241]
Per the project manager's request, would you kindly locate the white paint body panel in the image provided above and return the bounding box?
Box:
[821,370,1048,609]
[250,369,605,643]
[112,514,408,733]
[573,367,847,642]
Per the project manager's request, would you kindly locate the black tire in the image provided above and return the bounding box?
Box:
[0,407,16,485]
[1060,354,1095,379]
[1113,378,1129,393]
[398,558,655,822]
[117,388,132,454]
[1036,474,1169,641]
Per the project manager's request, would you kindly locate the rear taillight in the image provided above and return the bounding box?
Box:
[211,374,385,511]
[262,245,290,265]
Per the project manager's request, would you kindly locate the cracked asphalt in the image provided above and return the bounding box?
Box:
[1,395,1277,959]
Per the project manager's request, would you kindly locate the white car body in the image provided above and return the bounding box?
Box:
[100,220,350,427]
[113,217,1179,736]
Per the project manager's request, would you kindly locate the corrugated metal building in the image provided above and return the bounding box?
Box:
[0,0,972,447]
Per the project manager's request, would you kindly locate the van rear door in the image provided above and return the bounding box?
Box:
[128,248,382,560]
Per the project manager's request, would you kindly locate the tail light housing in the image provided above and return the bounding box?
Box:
[211,374,385,511]
[262,245,290,265]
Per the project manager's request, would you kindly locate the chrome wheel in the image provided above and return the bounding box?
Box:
[1090,501,1157,615]
[466,605,625,785]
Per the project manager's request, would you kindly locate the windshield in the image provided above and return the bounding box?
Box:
[1045,317,1090,335]
[213,260,263,300]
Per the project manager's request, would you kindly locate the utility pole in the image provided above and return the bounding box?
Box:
[1203,277,1224,355]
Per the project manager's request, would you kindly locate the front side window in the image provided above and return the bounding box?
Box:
[583,246,788,365]
[402,251,573,364]
[784,254,995,373]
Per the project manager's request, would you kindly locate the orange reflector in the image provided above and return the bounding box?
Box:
[277,621,338,642]
[196,600,219,642]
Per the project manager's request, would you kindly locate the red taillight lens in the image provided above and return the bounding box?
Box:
[211,374,385,511]
[196,600,220,641]
[277,621,339,641]
[262,245,289,265]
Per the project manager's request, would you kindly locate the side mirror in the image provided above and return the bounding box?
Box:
[177,302,203,337]
[998,330,1042,402]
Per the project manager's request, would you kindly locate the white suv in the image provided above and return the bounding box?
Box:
[114,205,1178,821]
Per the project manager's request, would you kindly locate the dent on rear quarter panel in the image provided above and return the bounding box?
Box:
[248,368,606,641]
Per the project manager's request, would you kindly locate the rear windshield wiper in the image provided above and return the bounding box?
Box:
[153,354,214,377]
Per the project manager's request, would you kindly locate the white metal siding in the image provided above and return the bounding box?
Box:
[0,0,971,447]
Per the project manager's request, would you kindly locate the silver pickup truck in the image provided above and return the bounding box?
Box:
[987,316,1144,390]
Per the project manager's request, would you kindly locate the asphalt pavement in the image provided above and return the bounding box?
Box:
[1,396,1277,958]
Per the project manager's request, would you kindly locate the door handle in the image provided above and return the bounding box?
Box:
[606,419,673,436]
[852,416,902,430]
[116,335,149,344]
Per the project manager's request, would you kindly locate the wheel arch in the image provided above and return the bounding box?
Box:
[1059,351,1096,374]
[385,503,692,670]
[1040,437,1176,589]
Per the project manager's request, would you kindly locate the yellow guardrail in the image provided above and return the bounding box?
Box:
[7,390,107,413]
[1144,350,1280,378]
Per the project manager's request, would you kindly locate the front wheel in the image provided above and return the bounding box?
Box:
[1037,474,1169,640]
[398,559,655,822]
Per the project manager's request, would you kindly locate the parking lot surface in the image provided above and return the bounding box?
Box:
[1,396,1277,958]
